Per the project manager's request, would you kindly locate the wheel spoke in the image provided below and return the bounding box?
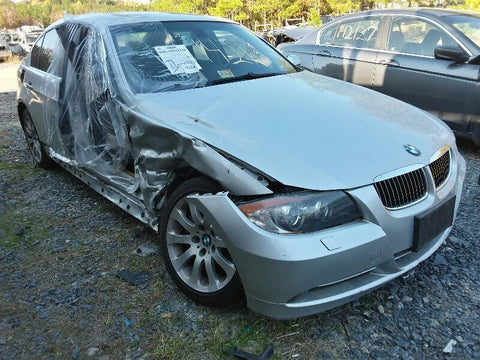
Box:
[189,256,203,287]
[166,232,193,245]
[212,251,236,278]
[32,143,42,162]
[24,119,37,138]
[170,207,196,234]
[213,235,226,248]
[187,200,204,226]
[171,246,195,270]
[204,257,220,291]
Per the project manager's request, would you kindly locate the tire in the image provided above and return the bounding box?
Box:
[159,177,244,306]
[20,109,56,169]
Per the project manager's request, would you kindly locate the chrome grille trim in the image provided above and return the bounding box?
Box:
[429,150,451,189]
[374,168,427,210]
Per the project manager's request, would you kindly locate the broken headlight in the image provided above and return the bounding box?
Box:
[238,191,361,234]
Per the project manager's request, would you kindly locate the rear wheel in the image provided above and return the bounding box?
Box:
[159,177,244,306]
[20,109,55,169]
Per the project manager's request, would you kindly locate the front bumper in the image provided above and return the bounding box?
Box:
[188,153,466,319]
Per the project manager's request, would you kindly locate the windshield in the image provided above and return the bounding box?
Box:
[447,14,480,48]
[110,21,296,93]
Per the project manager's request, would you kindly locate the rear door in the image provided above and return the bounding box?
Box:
[22,28,65,148]
[372,15,480,132]
[21,35,47,140]
[312,16,383,87]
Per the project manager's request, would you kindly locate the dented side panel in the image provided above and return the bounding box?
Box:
[21,19,271,221]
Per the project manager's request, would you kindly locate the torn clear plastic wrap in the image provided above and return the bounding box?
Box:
[41,17,271,219]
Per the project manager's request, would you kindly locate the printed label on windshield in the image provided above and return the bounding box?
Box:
[154,45,202,75]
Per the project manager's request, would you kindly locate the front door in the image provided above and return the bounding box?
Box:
[372,15,480,132]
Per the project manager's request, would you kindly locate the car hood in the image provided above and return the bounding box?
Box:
[134,71,453,190]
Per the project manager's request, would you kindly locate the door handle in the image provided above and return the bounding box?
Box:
[378,59,400,67]
[25,81,34,90]
[315,49,331,57]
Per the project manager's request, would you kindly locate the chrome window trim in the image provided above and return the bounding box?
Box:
[315,13,473,57]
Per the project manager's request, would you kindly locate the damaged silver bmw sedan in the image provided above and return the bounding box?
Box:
[17,12,466,319]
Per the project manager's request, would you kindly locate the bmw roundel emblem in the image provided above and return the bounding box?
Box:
[404,144,421,156]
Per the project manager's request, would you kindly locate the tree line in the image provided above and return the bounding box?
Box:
[0,0,477,31]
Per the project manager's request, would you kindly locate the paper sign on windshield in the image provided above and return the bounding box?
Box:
[154,45,202,75]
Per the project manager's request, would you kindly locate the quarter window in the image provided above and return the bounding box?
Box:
[388,17,458,56]
[30,35,44,69]
[320,17,381,49]
[39,29,64,74]
[31,28,65,75]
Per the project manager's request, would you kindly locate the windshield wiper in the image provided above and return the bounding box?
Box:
[207,72,284,86]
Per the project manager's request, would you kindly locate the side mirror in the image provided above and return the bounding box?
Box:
[434,46,469,63]
[286,54,302,67]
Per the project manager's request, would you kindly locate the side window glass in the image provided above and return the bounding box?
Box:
[319,25,338,45]
[37,28,65,74]
[30,35,44,69]
[388,17,457,56]
[329,17,380,49]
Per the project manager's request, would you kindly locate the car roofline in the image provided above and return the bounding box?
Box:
[339,8,480,19]
[45,12,236,32]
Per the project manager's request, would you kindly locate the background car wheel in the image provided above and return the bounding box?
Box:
[20,109,55,169]
[159,177,244,306]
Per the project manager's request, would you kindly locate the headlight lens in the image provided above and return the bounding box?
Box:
[238,191,361,234]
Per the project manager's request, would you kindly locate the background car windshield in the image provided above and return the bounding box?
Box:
[447,15,480,47]
[110,21,296,93]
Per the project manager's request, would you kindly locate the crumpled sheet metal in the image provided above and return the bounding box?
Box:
[128,109,272,210]
[43,19,270,217]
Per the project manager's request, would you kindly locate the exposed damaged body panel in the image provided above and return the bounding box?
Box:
[17,12,465,319]
[19,14,272,220]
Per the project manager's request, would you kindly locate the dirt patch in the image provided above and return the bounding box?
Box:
[0,60,21,93]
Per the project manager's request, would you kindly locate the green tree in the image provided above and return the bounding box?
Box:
[324,0,359,14]
[152,0,208,14]
[208,0,244,20]
[464,0,480,10]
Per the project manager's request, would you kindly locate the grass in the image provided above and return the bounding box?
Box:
[0,160,52,249]
[0,208,51,250]
[0,131,12,156]
[151,332,199,359]
[0,160,41,185]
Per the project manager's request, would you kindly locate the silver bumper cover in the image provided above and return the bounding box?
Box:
[188,154,466,319]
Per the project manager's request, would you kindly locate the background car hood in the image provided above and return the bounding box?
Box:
[135,71,453,190]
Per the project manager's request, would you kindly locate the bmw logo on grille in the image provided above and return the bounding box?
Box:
[404,144,421,156]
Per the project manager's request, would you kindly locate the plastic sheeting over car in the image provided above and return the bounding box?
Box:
[31,15,272,220]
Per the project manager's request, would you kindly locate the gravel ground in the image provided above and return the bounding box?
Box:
[0,60,19,93]
[1,61,479,359]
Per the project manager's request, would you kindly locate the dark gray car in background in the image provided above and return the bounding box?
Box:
[277,9,480,145]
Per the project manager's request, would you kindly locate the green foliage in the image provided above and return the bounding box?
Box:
[0,0,477,30]
[1,0,150,28]
[465,0,480,11]
[325,0,360,15]
[307,8,323,27]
